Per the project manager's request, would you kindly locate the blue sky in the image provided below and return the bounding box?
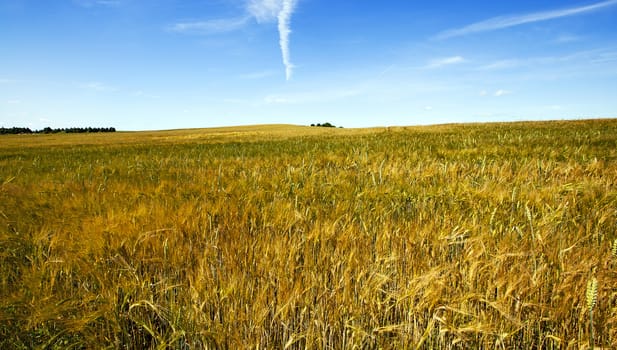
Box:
[1,0,616,130]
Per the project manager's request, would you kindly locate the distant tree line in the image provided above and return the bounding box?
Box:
[0,127,117,135]
[310,122,339,128]
[0,127,33,135]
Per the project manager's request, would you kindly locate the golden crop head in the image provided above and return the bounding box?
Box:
[586,277,598,311]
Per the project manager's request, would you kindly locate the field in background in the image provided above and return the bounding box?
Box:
[0,124,367,148]
[1,119,616,348]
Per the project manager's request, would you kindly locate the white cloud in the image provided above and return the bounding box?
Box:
[277,0,296,80]
[435,0,617,39]
[6,99,21,104]
[425,56,465,69]
[247,0,282,22]
[424,106,433,111]
[168,17,250,35]
[169,0,298,80]
[244,0,298,80]
[79,81,116,92]
[494,89,511,97]
[238,70,277,79]
[478,59,521,71]
[476,49,617,73]
[479,89,512,97]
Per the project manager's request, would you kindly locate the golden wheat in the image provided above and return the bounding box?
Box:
[1,120,616,348]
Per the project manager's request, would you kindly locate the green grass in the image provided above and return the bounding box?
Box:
[1,119,616,348]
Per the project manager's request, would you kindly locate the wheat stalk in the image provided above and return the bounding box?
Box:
[586,277,598,311]
[586,276,598,349]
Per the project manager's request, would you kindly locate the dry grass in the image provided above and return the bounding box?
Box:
[1,119,616,349]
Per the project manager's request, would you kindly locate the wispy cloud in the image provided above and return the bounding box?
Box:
[238,70,277,80]
[170,0,299,80]
[478,59,521,71]
[263,88,361,104]
[479,89,512,97]
[425,56,465,69]
[555,34,582,44]
[277,0,296,80]
[494,89,511,97]
[78,81,116,92]
[477,49,617,71]
[245,0,298,80]
[168,17,250,35]
[435,0,617,39]
[247,0,282,22]
[73,0,121,7]
[591,50,617,63]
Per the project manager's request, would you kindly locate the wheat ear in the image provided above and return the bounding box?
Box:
[586,276,598,350]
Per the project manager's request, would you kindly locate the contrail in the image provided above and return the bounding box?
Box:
[247,0,297,80]
[172,0,299,80]
[277,0,296,80]
[435,0,617,39]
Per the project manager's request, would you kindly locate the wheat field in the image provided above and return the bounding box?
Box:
[1,119,616,349]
